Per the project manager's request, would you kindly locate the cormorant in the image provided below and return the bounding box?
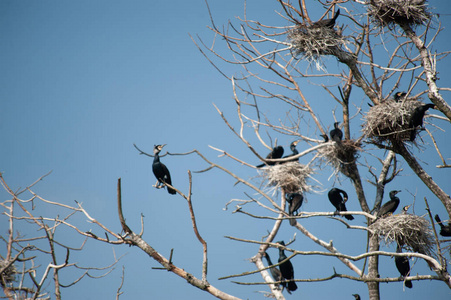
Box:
[395,244,413,288]
[377,190,401,218]
[282,140,300,163]
[328,188,354,220]
[409,103,436,141]
[277,241,298,293]
[312,8,340,28]
[286,192,304,226]
[152,144,176,195]
[330,122,343,143]
[394,91,407,102]
[263,252,282,289]
[434,214,451,237]
[352,294,361,300]
[320,134,329,143]
[256,145,284,168]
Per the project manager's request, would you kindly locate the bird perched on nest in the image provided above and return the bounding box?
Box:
[256,145,284,168]
[394,91,407,102]
[434,214,451,237]
[282,140,300,163]
[409,103,436,141]
[277,241,298,293]
[328,188,354,220]
[312,8,340,29]
[152,144,176,195]
[330,122,343,143]
[286,192,304,226]
[263,252,282,289]
[395,244,413,288]
[377,190,401,218]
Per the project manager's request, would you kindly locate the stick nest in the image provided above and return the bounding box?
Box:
[367,0,431,27]
[370,213,434,255]
[260,162,314,194]
[362,98,423,144]
[288,24,346,61]
[317,140,362,177]
[0,259,17,283]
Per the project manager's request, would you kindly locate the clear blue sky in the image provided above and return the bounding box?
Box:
[1,1,450,299]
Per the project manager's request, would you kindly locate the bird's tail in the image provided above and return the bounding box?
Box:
[287,280,297,292]
[167,186,176,195]
[256,163,265,168]
[333,8,340,21]
[289,216,297,226]
[409,127,416,141]
[435,214,444,228]
[345,214,354,221]
[405,280,413,289]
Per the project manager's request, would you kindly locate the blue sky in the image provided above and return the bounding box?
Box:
[1,1,450,299]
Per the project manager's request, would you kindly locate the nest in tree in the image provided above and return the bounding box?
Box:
[367,0,431,27]
[0,260,17,283]
[370,213,434,255]
[288,24,346,62]
[260,162,314,194]
[317,139,362,176]
[362,98,423,144]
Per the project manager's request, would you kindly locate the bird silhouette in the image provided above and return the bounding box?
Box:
[377,190,401,218]
[152,144,176,195]
[256,145,284,168]
[286,192,304,226]
[328,188,354,220]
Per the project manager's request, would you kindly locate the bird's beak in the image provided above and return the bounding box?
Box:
[161,144,167,148]
[405,204,412,210]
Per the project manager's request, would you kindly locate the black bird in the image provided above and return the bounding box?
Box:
[263,252,282,289]
[320,134,329,143]
[328,188,354,220]
[286,193,304,226]
[377,190,401,218]
[152,144,176,195]
[352,294,361,300]
[256,145,284,168]
[282,140,300,163]
[409,103,436,141]
[277,241,297,293]
[395,244,413,288]
[312,8,340,28]
[394,91,407,102]
[330,122,343,143]
[435,214,451,237]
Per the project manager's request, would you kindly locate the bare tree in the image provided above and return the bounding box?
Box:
[2,1,450,300]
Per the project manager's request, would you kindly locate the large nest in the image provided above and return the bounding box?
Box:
[288,24,346,62]
[0,259,17,283]
[317,139,362,177]
[260,162,314,194]
[362,98,423,144]
[370,213,434,255]
[367,0,431,27]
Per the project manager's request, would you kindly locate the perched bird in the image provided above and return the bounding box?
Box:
[263,252,282,289]
[312,8,340,29]
[282,140,300,163]
[395,244,413,288]
[394,91,407,102]
[286,192,304,226]
[328,188,354,220]
[352,294,361,300]
[256,145,284,168]
[277,241,298,293]
[377,190,401,218]
[320,134,329,143]
[152,144,176,195]
[435,214,451,237]
[330,122,343,143]
[409,103,436,141]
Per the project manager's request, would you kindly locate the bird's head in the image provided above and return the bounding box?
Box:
[394,91,407,101]
[343,195,349,203]
[320,134,329,142]
[291,140,300,147]
[334,121,340,128]
[154,144,166,154]
[276,241,286,246]
[389,190,401,197]
[402,204,412,212]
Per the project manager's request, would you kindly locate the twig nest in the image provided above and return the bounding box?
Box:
[367,0,431,27]
[288,24,346,61]
[0,259,17,283]
[362,99,423,144]
[317,139,362,177]
[260,162,313,194]
[370,213,434,255]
